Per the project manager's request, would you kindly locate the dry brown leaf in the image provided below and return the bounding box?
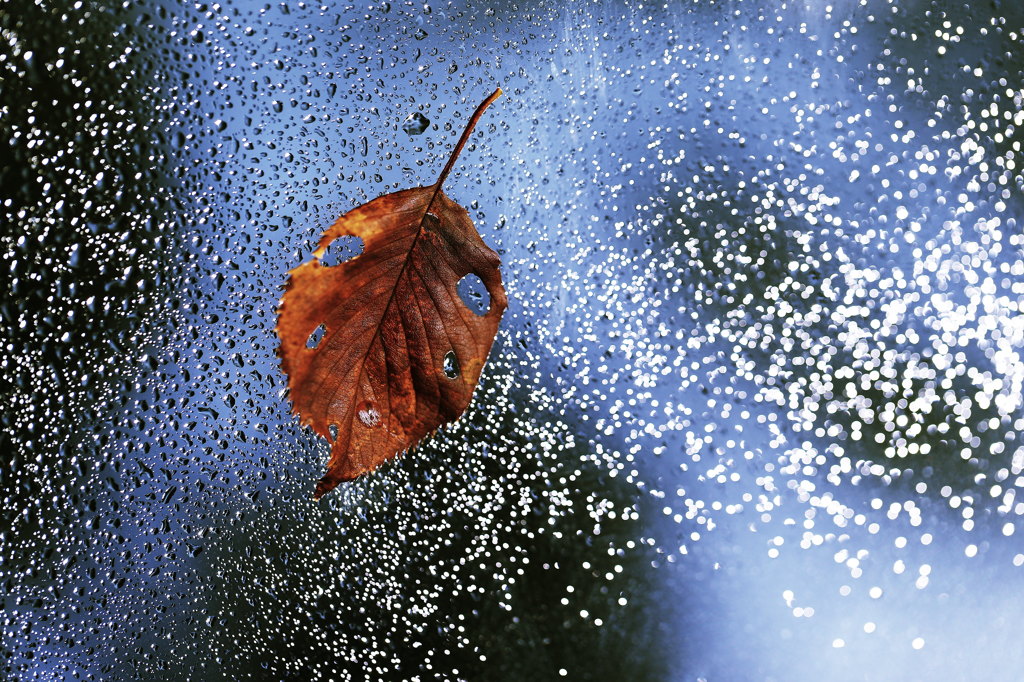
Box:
[276,88,507,499]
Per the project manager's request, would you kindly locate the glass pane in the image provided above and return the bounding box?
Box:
[3,0,1023,678]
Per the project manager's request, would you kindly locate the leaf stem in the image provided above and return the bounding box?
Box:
[431,86,503,195]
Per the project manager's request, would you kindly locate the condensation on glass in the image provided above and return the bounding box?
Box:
[2,0,1023,679]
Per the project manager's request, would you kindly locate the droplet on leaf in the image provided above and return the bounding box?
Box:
[357,402,381,428]
[422,211,440,230]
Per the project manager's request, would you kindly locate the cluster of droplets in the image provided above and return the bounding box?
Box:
[506,0,1024,670]
[3,0,1024,679]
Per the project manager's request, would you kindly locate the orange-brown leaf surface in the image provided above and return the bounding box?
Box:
[276,88,507,499]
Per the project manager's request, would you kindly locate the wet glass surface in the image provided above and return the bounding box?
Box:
[2,0,1023,679]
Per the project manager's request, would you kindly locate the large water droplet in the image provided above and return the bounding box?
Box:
[402,112,430,136]
[357,402,381,427]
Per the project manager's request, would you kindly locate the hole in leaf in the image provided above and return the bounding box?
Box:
[356,401,381,428]
[328,424,338,441]
[306,324,326,349]
[319,235,363,267]
[443,350,460,379]
[456,273,490,316]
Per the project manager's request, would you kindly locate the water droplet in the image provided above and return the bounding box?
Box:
[422,212,440,230]
[413,27,428,40]
[357,402,381,427]
[402,112,430,136]
[443,351,459,379]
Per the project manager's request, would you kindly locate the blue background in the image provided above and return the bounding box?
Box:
[3,0,1024,679]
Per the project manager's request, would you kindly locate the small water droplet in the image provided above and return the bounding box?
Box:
[443,351,459,379]
[402,112,430,135]
[357,402,381,427]
[413,27,428,40]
